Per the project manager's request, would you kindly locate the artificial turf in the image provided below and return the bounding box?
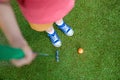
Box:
[0,0,120,80]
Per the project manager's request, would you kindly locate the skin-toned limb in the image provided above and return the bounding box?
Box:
[0,0,10,3]
[0,2,36,67]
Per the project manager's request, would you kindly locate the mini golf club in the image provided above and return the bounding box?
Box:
[0,45,59,64]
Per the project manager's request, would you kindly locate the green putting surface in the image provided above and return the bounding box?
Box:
[0,0,119,80]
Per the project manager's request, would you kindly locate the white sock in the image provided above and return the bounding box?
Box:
[46,27,54,34]
[56,19,64,26]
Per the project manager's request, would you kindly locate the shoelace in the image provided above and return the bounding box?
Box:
[60,24,70,33]
[50,33,59,43]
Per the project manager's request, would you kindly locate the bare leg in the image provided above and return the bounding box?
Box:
[55,19,64,26]
[45,26,62,47]
[55,19,74,36]
[45,26,54,34]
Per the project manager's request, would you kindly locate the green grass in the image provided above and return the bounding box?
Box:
[0,0,120,80]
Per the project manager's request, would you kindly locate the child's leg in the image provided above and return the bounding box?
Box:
[55,19,74,36]
[29,23,61,47]
[45,26,54,34]
[45,26,61,47]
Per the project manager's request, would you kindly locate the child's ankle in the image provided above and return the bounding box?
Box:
[46,26,54,34]
[55,19,64,26]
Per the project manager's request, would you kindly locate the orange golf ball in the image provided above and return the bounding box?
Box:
[78,48,84,54]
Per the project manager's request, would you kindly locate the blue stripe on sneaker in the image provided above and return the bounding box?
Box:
[57,22,71,34]
[48,31,60,44]
[58,22,66,27]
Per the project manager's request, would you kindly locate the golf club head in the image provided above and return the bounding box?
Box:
[55,50,59,62]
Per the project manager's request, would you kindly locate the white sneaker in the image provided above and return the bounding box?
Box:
[56,22,74,36]
[48,31,62,47]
